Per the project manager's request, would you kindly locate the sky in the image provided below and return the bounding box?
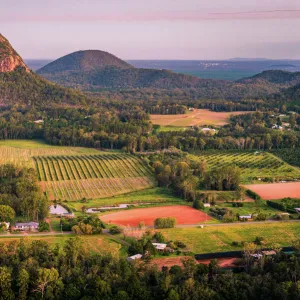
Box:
[1,0,300,60]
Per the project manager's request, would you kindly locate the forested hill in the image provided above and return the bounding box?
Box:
[38,50,133,73]
[0,34,87,106]
[239,70,300,86]
[0,67,87,106]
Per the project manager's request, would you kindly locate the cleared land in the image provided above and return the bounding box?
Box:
[0,140,155,201]
[160,222,300,253]
[101,205,211,226]
[150,109,250,127]
[244,182,300,200]
[189,151,300,183]
[151,257,237,269]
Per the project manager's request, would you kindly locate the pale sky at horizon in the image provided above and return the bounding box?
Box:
[1,0,300,60]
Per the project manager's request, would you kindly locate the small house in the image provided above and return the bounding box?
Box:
[152,243,167,251]
[272,125,283,130]
[127,254,142,262]
[201,128,216,134]
[204,203,211,208]
[34,120,44,124]
[295,208,300,214]
[15,222,39,231]
[262,250,276,256]
[239,215,252,221]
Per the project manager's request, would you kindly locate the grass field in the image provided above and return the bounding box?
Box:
[0,234,124,257]
[216,201,281,217]
[150,109,250,127]
[0,140,155,201]
[160,222,300,253]
[68,188,183,211]
[189,151,300,183]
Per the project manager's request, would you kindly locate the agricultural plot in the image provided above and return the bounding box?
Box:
[244,182,300,200]
[150,109,251,127]
[101,205,210,226]
[189,151,300,183]
[160,222,300,253]
[38,154,154,201]
[0,140,155,201]
[0,140,101,168]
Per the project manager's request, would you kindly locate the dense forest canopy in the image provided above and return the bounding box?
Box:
[0,236,299,299]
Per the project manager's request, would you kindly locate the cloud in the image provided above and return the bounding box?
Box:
[2,10,300,23]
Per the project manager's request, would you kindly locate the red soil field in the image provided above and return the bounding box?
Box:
[151,257,238,270]
[244,182,300,200]
[101,205,210,226]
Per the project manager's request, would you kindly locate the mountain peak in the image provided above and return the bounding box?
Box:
[38,50,134,74]
[0,33,29,72]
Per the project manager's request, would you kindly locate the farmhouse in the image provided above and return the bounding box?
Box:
[15,222,39,231]
[127,254,142,262]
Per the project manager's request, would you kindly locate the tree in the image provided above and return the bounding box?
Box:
[0,267,14,300]
[38,221,50,232]
[34,268,63,299]
[17,269,29,300]
[0,205,15,222]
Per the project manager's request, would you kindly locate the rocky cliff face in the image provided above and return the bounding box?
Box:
[0,34,29,72]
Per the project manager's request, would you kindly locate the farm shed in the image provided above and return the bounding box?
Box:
[127,254,142,262]
[152,243,167,251]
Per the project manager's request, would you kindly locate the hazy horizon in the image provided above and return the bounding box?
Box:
[1,0,300,60]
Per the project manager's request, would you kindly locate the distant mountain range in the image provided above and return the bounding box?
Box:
[36,50,300,98]
[1,33,300,107]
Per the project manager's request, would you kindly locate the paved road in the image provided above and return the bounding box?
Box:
[0,231,73,238]
[0,220,298,238]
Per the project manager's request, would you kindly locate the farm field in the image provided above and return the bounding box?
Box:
[0,235,124,257]
[68,188,183,211]
[160,222,300,253]
[150,109,250,127]
[100,205,211,226]
[189,151,300,183]
[0,140,155,201]
[244,182,300,200]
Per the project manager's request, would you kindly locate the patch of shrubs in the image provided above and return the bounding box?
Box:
[232,202,244,207]
[109,226,122,235]
[154,217,176,228]
[246,189,262,202]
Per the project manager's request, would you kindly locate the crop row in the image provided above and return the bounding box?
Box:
[41,177,154,201]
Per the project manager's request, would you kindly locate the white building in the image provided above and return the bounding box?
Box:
[201,128,216,133]
[239,215,252,220]
[15,222,39,231]
[127,254,142,262]
[204,203,211,208]
[34,120,44,124]
[152,243,167,251]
